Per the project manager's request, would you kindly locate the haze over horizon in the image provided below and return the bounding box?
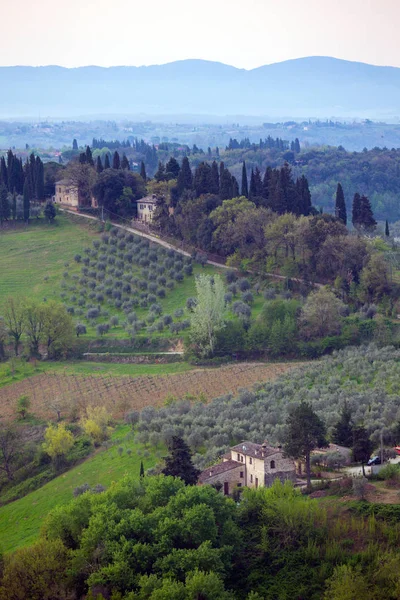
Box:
[1,0,399,70]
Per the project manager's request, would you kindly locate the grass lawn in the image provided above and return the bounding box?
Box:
[0,214,99,308]
[0,425,159,554]
[0,359,194,388]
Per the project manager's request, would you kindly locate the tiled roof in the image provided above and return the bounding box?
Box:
[231,441,281,459]
[198,460,241,483]
[56,179,75,186]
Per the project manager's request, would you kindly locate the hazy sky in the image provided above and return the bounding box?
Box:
[1,0,399,69]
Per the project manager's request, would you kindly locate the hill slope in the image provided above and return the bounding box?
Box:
[2,57,400,119]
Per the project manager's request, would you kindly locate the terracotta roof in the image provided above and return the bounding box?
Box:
[198,460,241,483]
[56,179,75,186]
[231,441,281,459]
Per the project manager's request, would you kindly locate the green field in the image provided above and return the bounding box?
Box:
[0,214,99,308]
[0,426,158,554]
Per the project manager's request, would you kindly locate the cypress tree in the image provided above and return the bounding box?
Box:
[162,436,200,485]
[35,157,45,200]
[72,139,78,150]
[262,166,272,201]
[299,175,312,216]
[219,164,234,200]
[154,161,166,182]
[177,157,192,193]
[23,179,30,223]
[140,460,145,478]
[112,151,121,170]
[332,402,354,447]
[85,146,94,166]
[165,157,180,179]
[121,154,130,170]
[11,191,16,220]
[96,156,103,174]
[335,183,347,225]
[104,154,111,170]
[353,194,376,231]
[241,161,248,198]
[210,161,220,195]
[232,176,239,198]
[385,219,390,237]
[249,168,255,199]
[0,156,8,189]
[193,162,212,196]
[352,192,362,228]
[0,185,10,224]
[294,138,301,153]
[140,161,147,182]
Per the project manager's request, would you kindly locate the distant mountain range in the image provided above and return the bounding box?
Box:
[1,57,400,120]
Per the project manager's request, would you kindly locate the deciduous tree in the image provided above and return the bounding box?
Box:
[190,274,226,357]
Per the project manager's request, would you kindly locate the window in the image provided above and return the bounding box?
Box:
[140,204,145,210]
[237,453,240,461]
[255,477,259,488]
[241,455,244,463]
[249,457,253,465]
[270,460,276,469]
[149,205,153,211]
[237,483,242,487]
[59,187,61,192]
[240,471,244,478]
[250,474,253,483]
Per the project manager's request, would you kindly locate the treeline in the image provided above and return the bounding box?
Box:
[153,158,312,214]
[226,135,294,151]
[0,150,44,200]
[0,298,74,359]
[2,474,400,599]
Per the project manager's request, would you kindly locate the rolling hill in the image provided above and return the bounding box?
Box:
[1,56,400,119]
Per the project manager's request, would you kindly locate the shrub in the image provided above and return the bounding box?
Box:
[174,308,184,318]
[157,287,166,298]
[86,308,99,319]
[224,292,233,304]
[150,303,162,315]
[74,254,82,263]
[73,483,90,497]
[163,314,173,325]
[378,463,400,482]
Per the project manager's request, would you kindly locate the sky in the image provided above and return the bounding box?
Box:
[1,0,399,69]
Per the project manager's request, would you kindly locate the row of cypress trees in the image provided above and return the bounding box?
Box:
[0,150,44,201]
[334,183,378,231]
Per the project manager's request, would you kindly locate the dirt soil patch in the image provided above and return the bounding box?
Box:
[0,362,305,422]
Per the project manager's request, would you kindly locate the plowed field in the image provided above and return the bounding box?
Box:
[0,362,306,422]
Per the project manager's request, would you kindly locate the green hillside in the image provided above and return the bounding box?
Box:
[0,426,158,554]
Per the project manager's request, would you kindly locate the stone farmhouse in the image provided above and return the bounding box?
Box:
[199,441,296,496]
[54,179,97,209]
[136,195,157,223]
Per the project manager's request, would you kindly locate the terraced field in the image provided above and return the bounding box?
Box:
[0,361,305,422]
